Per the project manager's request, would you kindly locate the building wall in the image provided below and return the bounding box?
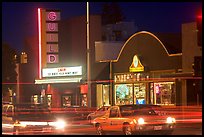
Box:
[59,15,108,81]
[182,22,202,72]
[113,32,182,73]
[21,36,40,103]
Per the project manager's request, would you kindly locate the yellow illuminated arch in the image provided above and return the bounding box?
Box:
[113,31,182,62]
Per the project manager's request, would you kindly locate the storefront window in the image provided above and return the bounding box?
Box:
[103,85,110,106]
[81,94,87,107]
[134,83,146,104]
[47,94,52,108]
[31,95,39,104]
[150,83,154,104]
[154,82,175,105]
[62,95,71,107]
[115,84,133,105]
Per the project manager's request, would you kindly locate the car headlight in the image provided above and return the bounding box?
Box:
[49,119,66,129]
[15,121,26,127]
[137,118,145,124]
[166,117,176,123]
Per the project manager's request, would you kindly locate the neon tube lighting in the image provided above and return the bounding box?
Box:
[38,8,42,79]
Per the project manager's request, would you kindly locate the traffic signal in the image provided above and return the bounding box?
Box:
[20,52,27,64]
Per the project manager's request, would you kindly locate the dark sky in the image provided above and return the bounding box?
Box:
[2,2,202,53]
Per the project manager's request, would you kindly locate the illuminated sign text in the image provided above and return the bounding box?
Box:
[42,66,82,77]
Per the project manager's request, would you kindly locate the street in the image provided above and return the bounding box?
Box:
[2,119,202,135]
[62,120,202,135]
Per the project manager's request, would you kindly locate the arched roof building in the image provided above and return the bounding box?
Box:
[95,31,184,106]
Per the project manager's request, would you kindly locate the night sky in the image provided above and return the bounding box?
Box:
[2,2,202,53]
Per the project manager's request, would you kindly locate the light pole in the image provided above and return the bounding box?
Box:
[87,2,91,107]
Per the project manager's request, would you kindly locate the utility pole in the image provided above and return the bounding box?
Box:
[87,2,91,107]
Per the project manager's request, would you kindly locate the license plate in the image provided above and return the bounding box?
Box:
[154,125,162,130]
[43,127,52,132]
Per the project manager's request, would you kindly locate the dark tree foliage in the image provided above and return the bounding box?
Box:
[2,43,18,96]
[101,2,125,25]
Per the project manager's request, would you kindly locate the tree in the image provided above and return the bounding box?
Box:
[2,43,18,101]
[101,2,125,25]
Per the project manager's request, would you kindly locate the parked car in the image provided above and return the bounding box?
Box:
[93,104,176,135]
[2,103,67,135]
[87,106,110,124]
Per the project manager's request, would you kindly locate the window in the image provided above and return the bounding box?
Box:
[134,83,146,104]
[62,95,72,107]
[115,84,133,105]
[154,82,175,105]
[120,106,133,117]
[103,85,110,106]
[47,94,52,108]
[81,94,87,107]
[110,108,119,118]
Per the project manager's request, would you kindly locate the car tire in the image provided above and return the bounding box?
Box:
[95,123,105,135]
[123,124,133,135]
[163,130,173,135]
[13,126,19,135]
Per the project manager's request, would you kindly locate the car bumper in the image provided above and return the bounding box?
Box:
[14,125,64,135]
[134,123,175,132]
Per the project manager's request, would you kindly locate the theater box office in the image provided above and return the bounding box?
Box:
[95,31,184,106]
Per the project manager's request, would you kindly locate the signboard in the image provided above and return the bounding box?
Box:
[46,23,58,32]
[129,55,144,72]
[47,44,59,53]
[46,11,61,21]
[46,10,60,64]
[46,33,58,42]
[47,54,59,63]
[42,66,82,77]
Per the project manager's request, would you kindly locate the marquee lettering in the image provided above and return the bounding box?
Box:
[48,12,57,21]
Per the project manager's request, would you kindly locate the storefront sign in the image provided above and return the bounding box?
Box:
[42,66,82,77]
[46,10,60,64]
[47,54,59,63]
[47,44,59,53]
[80,84,88,94]
[129,55,144,72]
[46,23,58,32]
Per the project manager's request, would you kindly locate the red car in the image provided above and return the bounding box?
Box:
[93,104,176,135]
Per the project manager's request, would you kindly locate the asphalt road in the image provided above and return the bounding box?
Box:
[63,120,202,135]
[2,119,202,135]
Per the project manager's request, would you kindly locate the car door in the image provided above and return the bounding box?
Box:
[105,106,122,132]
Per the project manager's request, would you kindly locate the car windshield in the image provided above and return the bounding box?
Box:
[97,106,109,112]
[120,105,158,117]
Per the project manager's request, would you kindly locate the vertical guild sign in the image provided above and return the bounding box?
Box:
[46,10,60,64]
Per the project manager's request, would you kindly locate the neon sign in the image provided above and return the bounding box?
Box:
[45,10,60,64]
[46,11,60,21]
[47,54,59,63]
[46,23,58,32]
[47,44,58,53]
[129,55,144,72]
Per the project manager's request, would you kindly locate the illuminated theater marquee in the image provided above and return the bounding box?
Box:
[42,66,82,77]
